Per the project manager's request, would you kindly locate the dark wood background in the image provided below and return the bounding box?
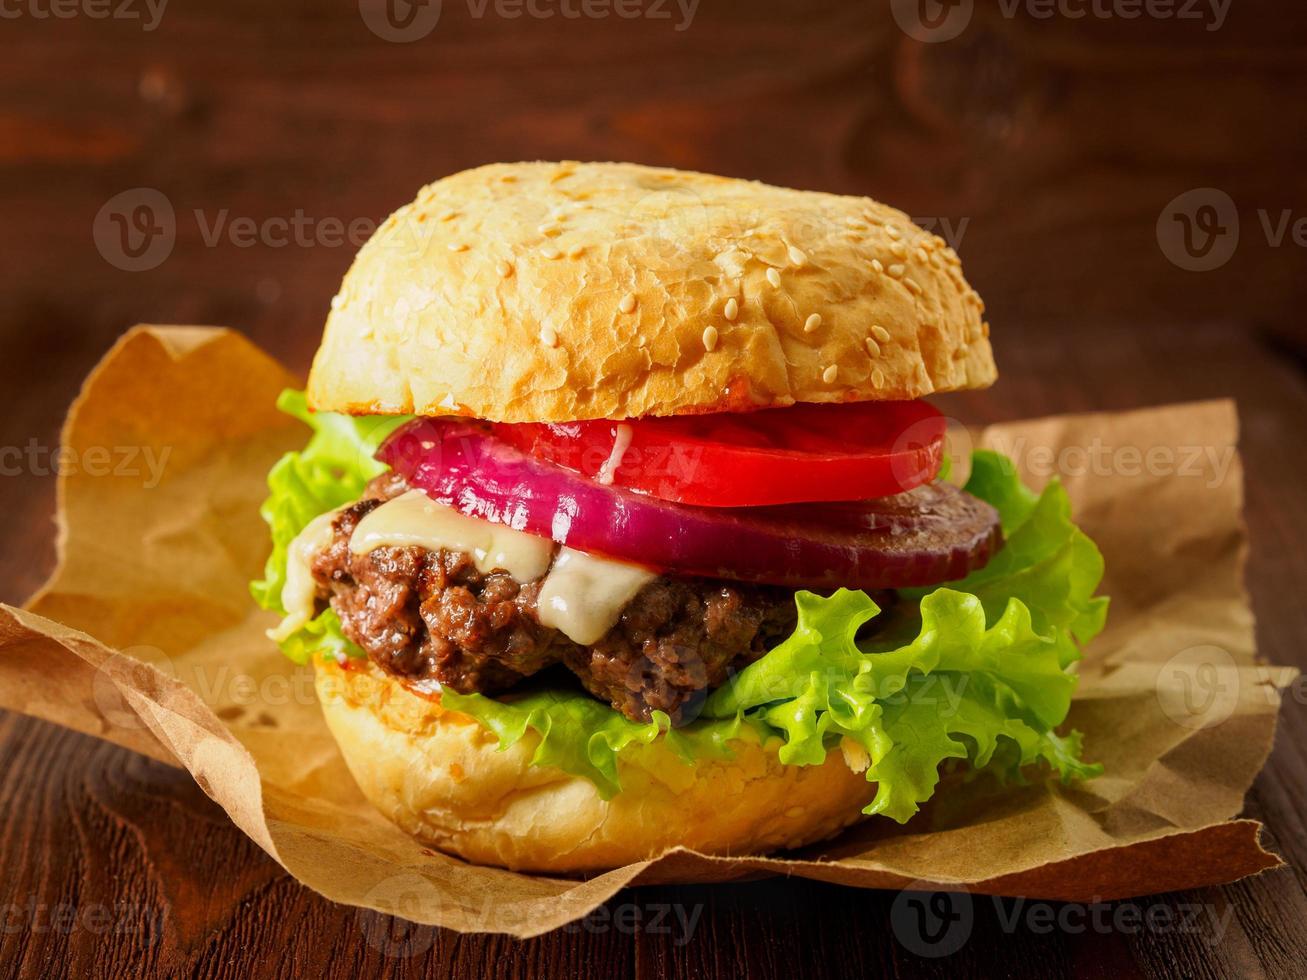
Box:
[2,1,1305,977]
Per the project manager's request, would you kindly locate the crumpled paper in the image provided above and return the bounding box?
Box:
[0,325,1294,937]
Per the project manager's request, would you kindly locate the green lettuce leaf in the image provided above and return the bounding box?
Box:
[252,399,1107,820]
[250,390,411,660]
[702,587,1095,822]
[913,450,1110,648]
[694,453,1108,821]
[438,688,745,799]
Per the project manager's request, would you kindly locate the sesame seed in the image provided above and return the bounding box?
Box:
[904,277,922,295]
[803,313,822,334]
[865,337,881,357]
[766,268,782,288]
[885,224,901,240]
[540,325,558,347]
[887,263,905,278]
[702,326,719,352]
[844,216,866,229]
[500,174,518,183]
[495,259,514,278]
[438,210,459,222]
[871,259,884,274]
[540,246,561,260]
[447,242,469,252]
[619,293,638,314]
[787,245,807,267]
[822,365,838,384]
[890,241,907,260]
[982,321,991,337]
[567,244,585,259]
[915,247,929,263]
[872,368,886,387]
[872,324,891,343]
[724,297,739,321]
[330,294,344,311]
[538,223,562,237]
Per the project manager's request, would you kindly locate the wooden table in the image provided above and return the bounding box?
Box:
[2,3,1305,976]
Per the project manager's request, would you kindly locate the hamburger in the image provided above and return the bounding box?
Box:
[251,162,1107,872]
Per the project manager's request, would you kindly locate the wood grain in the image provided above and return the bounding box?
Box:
[1,1,1305,976]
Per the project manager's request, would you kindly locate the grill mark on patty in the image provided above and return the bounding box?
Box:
[306,474,805,724]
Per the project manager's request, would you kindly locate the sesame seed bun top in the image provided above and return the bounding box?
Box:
[307,161,996,422]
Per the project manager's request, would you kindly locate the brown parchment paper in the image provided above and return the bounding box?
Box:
[0,325,1295,937]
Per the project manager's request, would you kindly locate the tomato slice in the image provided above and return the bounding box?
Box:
[489,400,946,507]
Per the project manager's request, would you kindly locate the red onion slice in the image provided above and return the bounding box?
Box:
[378,420,1002,591]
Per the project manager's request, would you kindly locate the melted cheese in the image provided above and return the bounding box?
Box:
[349,489,553,581]
[536,547,657,645]
[272,492,658,650]
[267,508,341,643]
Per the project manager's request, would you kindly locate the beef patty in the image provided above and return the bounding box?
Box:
[307,474,800,724]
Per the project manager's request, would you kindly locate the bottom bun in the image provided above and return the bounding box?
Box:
[314,657,876,872]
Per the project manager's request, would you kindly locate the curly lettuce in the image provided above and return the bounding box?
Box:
[250,390,411,663]
[439,687,746,799]
[253,395,1107,820]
